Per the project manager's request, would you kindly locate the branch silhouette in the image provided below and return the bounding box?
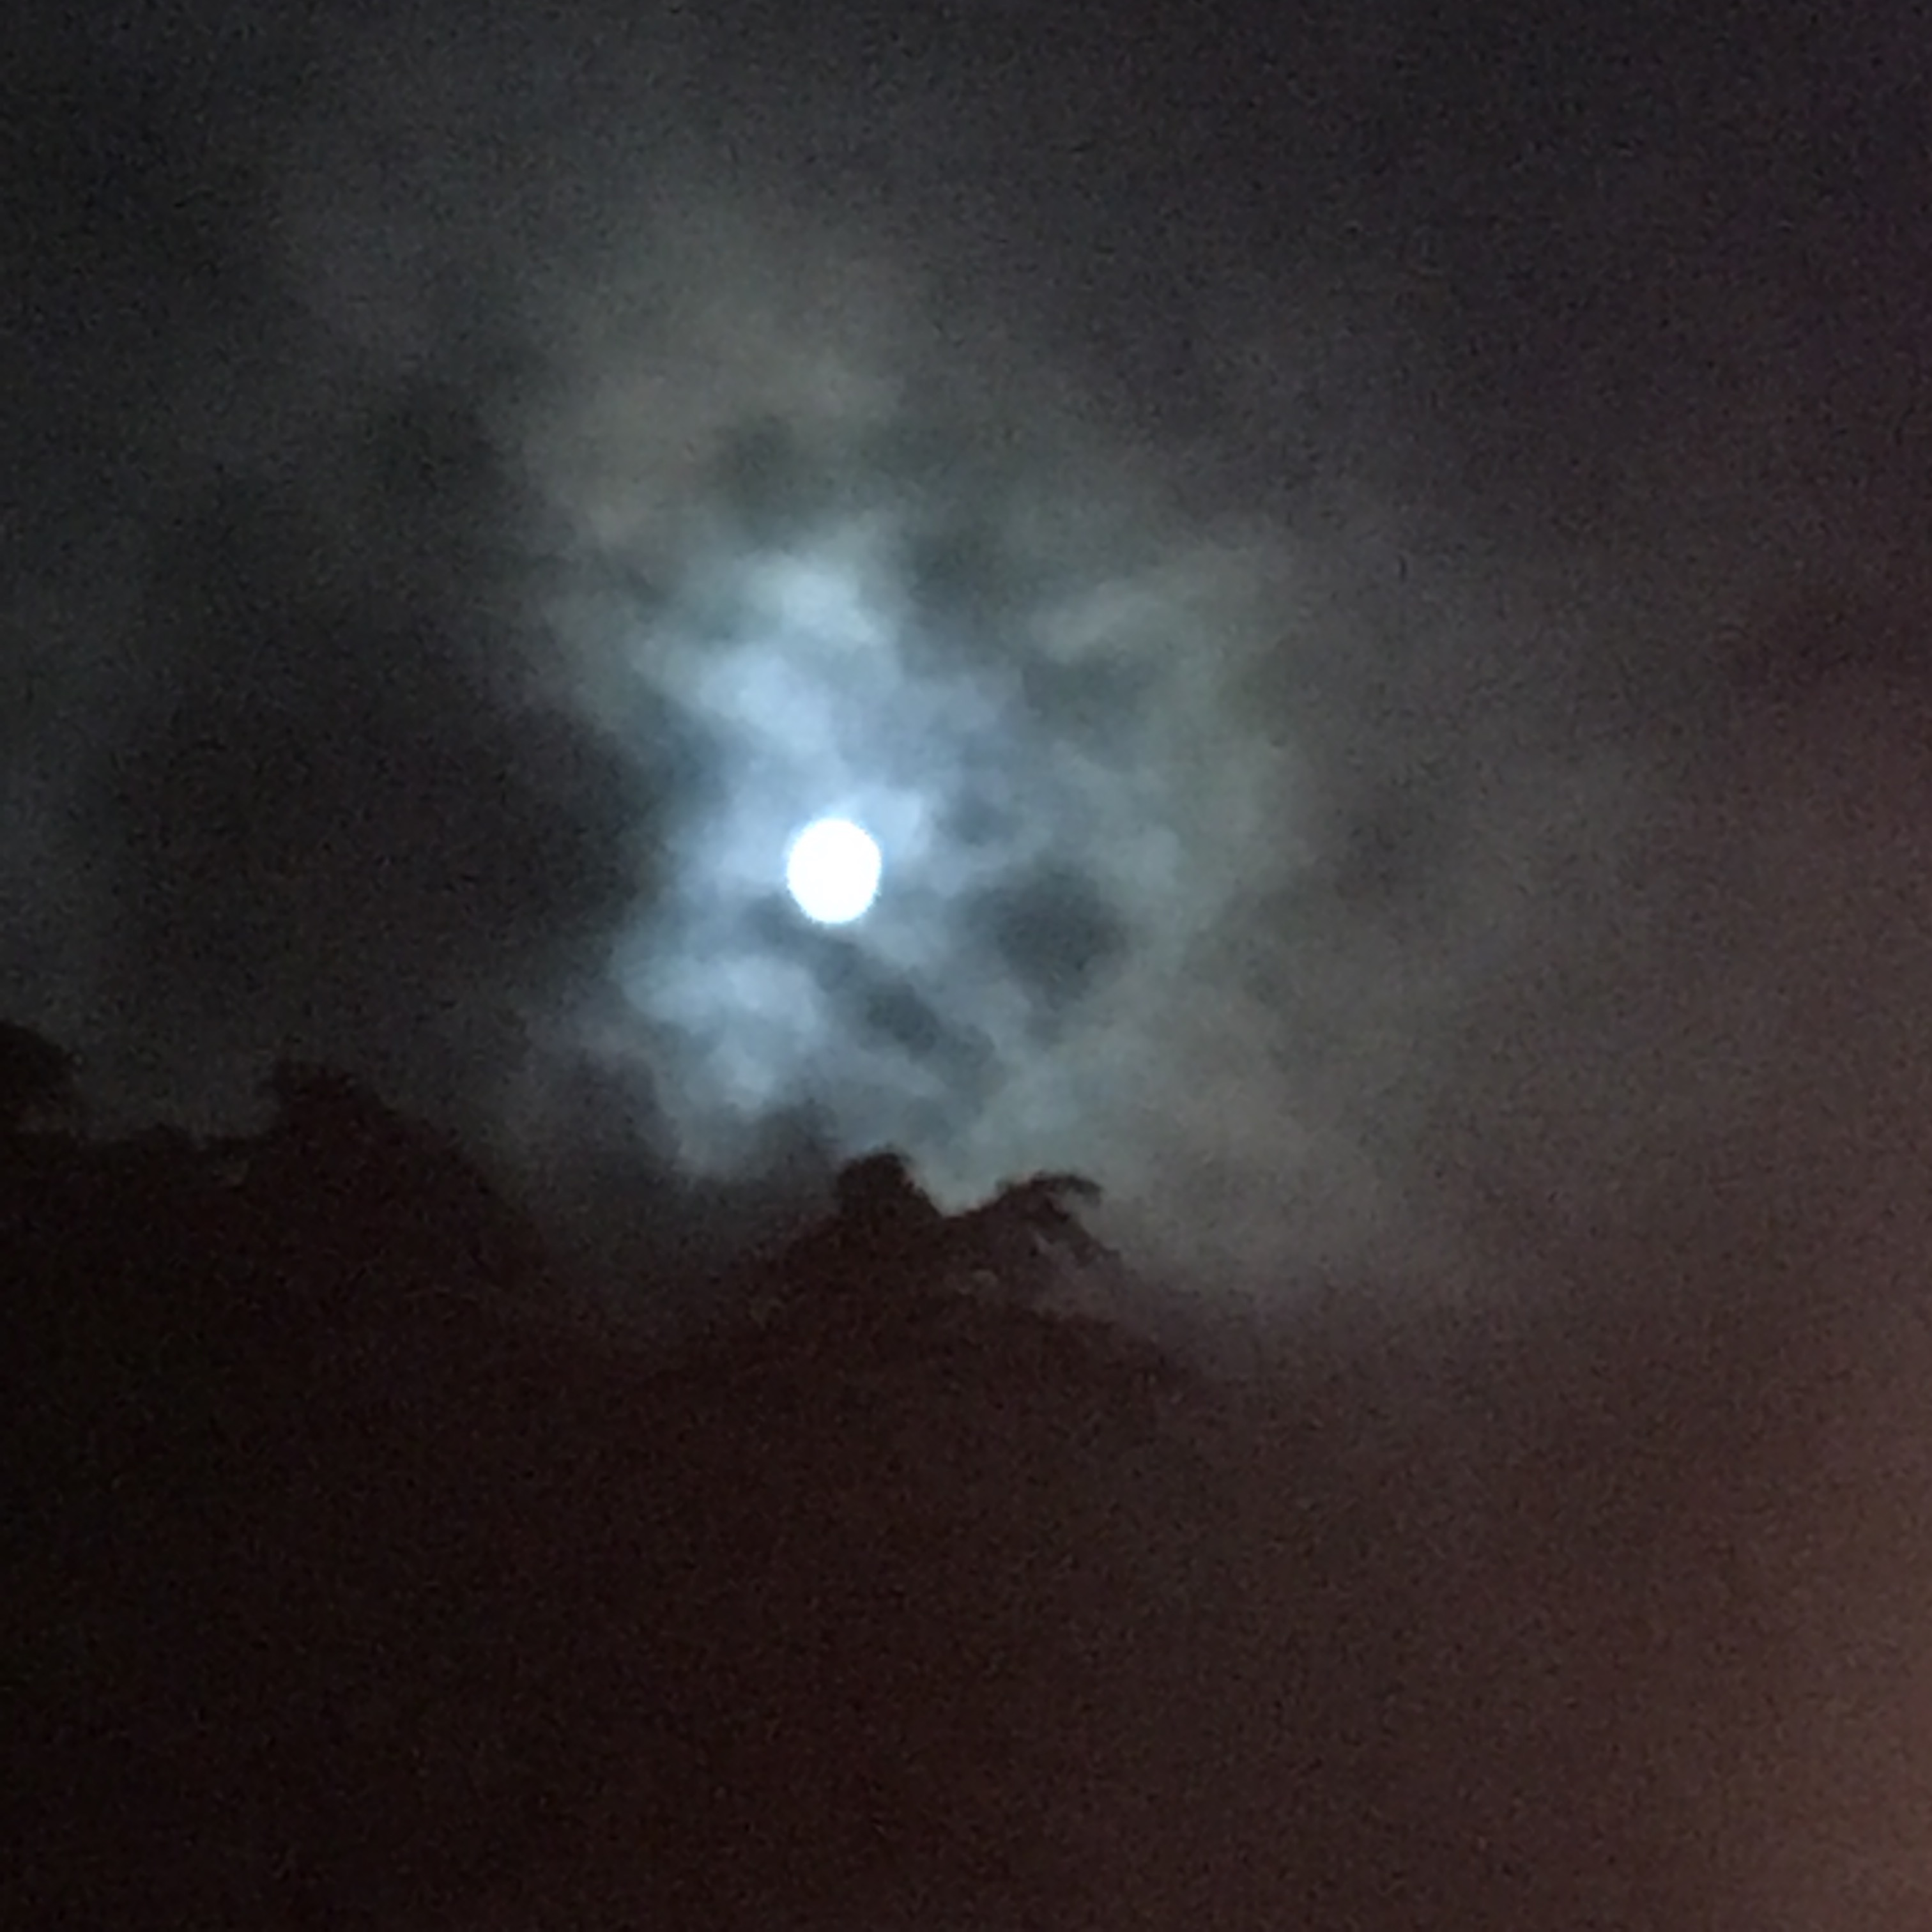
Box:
[752,1150,1117,1322]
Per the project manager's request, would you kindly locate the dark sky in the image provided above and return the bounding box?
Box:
[4,0,1930,1296]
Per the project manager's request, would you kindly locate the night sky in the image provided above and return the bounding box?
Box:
[15,5,1932,1924]
[5,1,1930,1298]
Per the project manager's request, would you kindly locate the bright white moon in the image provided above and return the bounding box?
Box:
[785,817,883,924]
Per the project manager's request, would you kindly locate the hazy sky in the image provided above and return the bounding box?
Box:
[4,1,1929,1298]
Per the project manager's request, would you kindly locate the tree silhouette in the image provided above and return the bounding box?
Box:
[761,1148,951,1310]
[755,1149,1117,1319]
[0,1020,76,1134]
[942,1167,1114,1303]
[9,1052,1201,1931]
[237,1057,545,1301]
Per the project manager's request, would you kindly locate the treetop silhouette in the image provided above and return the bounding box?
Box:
[760,1148,1117,1316]
[0,1020,77,1134]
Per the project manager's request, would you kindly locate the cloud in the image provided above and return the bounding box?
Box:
[3,1,1928,1301]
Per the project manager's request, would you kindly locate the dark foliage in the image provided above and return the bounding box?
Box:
[4,1025,1215,1929]
[5,1020,1863,1926]
[0,1019,75,1130]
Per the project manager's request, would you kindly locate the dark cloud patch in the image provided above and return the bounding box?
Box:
[901,512,1032,642]
[1020,653,1160,744]
[857,980,977,1073]
[889,459,1116,672]
[786,924,995,1091]
[976,866,1130,1016]
[708,415,848,548]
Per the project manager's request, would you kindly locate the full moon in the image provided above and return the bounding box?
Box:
[785,817,883,924]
